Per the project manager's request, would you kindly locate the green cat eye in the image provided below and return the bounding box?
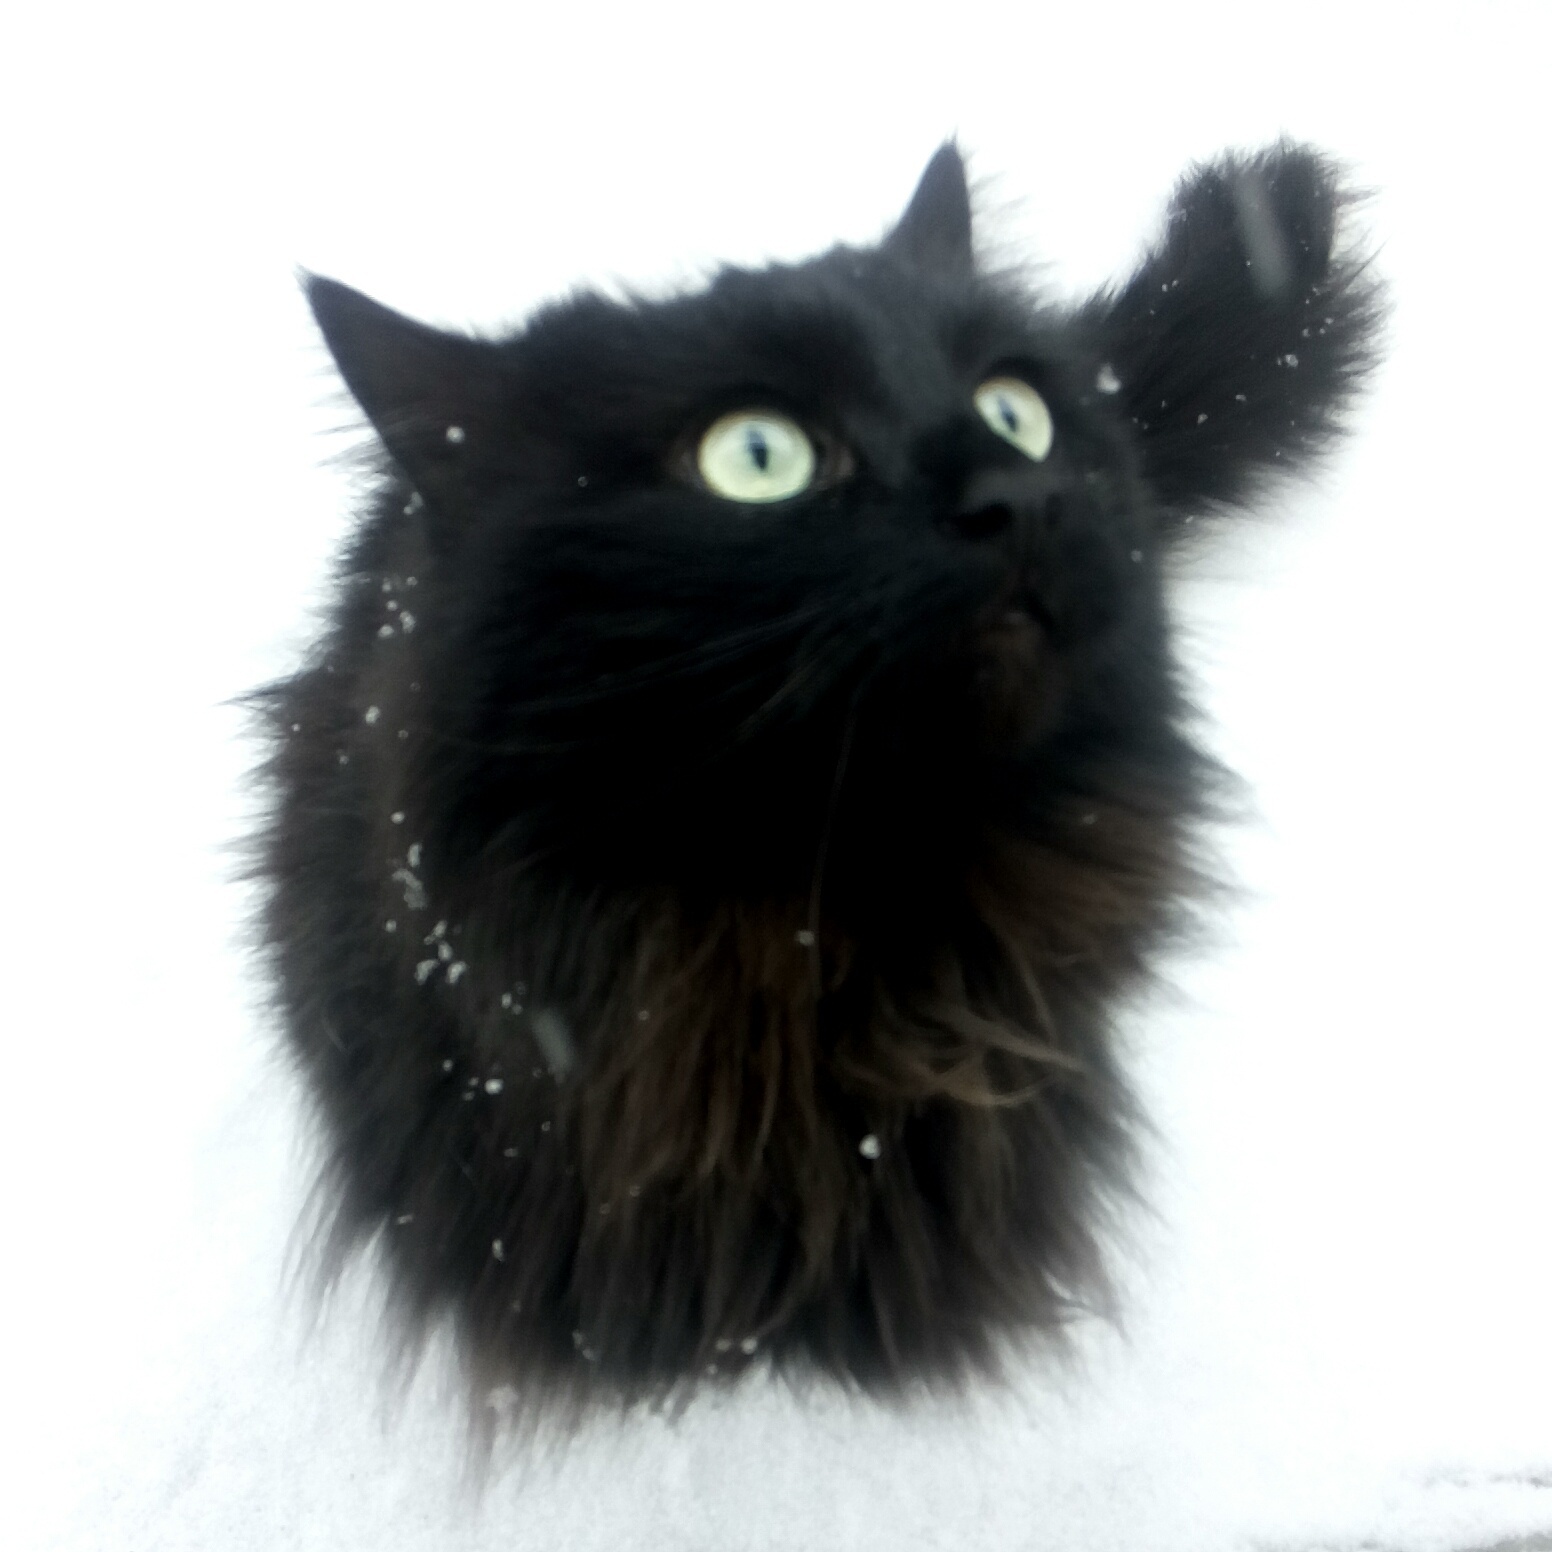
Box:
[973,377,1054,462]
[697,410,817,504]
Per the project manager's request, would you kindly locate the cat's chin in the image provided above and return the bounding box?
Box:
[969,604,1066,754]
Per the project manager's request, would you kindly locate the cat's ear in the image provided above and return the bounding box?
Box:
[883,143,973,274]
[1086,143,1384,525]
[306,275,515,508]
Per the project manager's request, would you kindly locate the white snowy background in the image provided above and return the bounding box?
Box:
[5,3,1550,1548]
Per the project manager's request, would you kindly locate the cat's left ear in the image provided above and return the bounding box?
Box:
[883,143,973,274]
[306,275,516,510]
[1085,143,1384,527]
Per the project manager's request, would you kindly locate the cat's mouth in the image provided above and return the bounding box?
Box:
[967,596,1066,752]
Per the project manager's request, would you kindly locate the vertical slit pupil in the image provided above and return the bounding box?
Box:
[746,426,770,472]
[998,397,1019,433]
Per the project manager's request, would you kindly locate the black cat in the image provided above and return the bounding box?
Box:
[256,142,1381,1424]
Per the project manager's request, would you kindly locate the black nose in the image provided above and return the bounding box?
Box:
[942,467,1065,546]
[944,501,1014,541]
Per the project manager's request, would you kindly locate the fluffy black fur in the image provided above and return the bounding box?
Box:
[255,142,1382,1424]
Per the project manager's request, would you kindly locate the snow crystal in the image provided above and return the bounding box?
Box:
[740,1336,758,1355]
[414,959,438,983]
[795,929,816,947]
[437,941,453,962]
[378,625,395,639]
[397,729,409,740]
[404,491,425,515]
[503,1146,518,1157]
[390,811,405,825]
[395,1213,414,1225]
[381,580,392,593]
[1231,169,1294,298]
[485,1385,517,1415]
[441,1059,454,1072]
[500,993,512,1009]
[399,612,416,632]
[1279,352,1299,368]
[637,1008,651,1022]
[337,752,349,765]
[491,1239,506,1261]
[445,425,466,444]
[858,1134,881,1159]
[391,868,427,909]
[405,577,418,588]
[531,1010,576,1078]
[576,475,589,487]
[364,706,380,724]
[1235,392,1248,403]
[1130,550,1143,563]
[384,920,397,933]
[1096,364,1121,394]
[540,1120,551,1132]
[446,961,467,984]
[1080,812,1098,826]
[1196,413,1208,425]
[408,844,423,869]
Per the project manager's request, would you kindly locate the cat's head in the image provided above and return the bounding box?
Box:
[306,143,1377,914]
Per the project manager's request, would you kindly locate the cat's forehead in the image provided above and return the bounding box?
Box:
[515,247,1059,422]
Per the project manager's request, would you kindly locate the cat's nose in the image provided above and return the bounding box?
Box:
[942,470,1060,547]
[944,500,1015,541]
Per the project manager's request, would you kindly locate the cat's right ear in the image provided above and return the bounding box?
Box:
[883,143,973,275]
[306,275,514,510]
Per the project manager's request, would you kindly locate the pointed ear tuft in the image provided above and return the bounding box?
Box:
[305,275,513,506]
[883,143,973,274]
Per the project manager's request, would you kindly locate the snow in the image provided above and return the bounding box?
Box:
[391,868,427,911]
[4,4,1551,1552]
